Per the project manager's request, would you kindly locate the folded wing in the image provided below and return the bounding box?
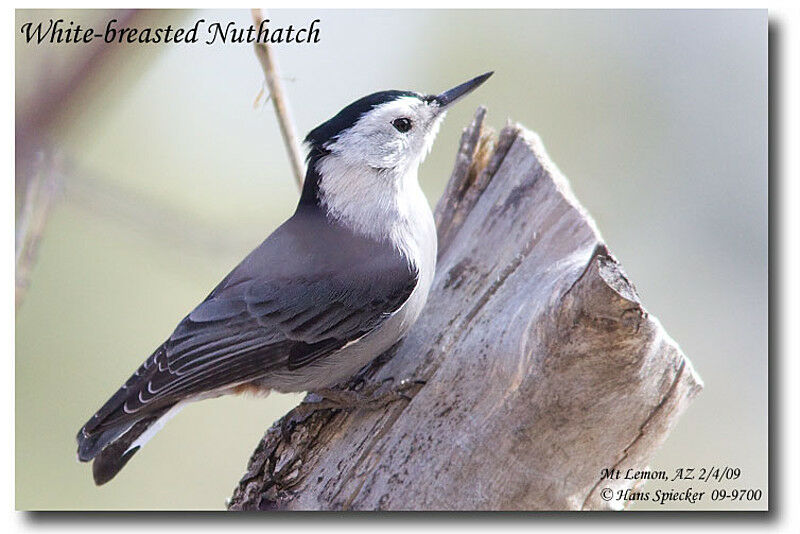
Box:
[78,208,418,453]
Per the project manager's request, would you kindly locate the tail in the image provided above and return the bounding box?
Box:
[77,393,183,485]
[80,416,159,486]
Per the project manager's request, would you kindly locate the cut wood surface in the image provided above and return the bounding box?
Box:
[228,107,703,511]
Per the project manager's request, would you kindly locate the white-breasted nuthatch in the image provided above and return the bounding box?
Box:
[77,72,493,485]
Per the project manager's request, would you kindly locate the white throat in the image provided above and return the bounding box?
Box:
[315,154,435,268]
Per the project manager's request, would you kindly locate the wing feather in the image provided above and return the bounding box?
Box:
[82,208,418,438]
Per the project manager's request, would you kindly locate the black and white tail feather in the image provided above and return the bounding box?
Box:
[80,408,172,486]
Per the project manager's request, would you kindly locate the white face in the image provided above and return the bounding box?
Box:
[321,96,446,174]
[312,95,445,248]
[311,73,490,247]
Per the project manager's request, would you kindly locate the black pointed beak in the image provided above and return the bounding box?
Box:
[434,71,493,110]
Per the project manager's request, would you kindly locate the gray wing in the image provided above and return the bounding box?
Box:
[84,207,417,433]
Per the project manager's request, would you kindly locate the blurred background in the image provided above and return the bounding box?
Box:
[15,9,767,510]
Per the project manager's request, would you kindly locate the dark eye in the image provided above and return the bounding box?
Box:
[392,117,412,133]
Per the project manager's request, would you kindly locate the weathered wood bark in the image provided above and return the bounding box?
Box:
[228,108,703,511]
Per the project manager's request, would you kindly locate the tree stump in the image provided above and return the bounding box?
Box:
[227,107,703,511]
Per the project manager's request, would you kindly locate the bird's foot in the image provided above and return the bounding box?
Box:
[314,377,426,410]
[280,378,425,442]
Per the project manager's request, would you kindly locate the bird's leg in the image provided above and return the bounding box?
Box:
[316,377,426,409]
[280,378,425,442]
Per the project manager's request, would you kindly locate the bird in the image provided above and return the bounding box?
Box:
[76,71,493,485]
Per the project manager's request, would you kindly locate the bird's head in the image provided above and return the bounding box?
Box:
[300,72,493,209]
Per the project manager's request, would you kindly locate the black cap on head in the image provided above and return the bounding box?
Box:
[304,90,421,162]
[300,89,422,206]
[299,73,493,208]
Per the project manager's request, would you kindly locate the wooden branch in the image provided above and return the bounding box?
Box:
[227,108,703,511]
[251,9,305,189]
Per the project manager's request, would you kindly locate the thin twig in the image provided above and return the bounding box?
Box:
[251,8,305,190]
[15,9,145,310]
[15,152,62,309]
